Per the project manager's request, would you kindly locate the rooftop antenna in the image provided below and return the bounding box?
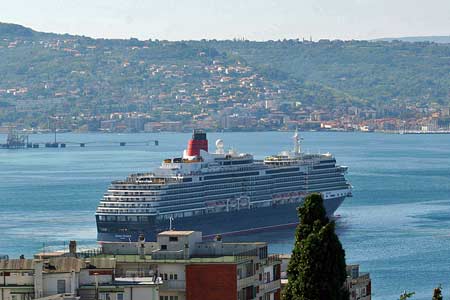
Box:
[169,216,174,231]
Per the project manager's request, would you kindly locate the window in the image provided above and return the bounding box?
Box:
[117,294,123,300]
[99,293,111,300]
[161,245,167,250]
[169,236,178,242]
[265,272,271,283]
[57,280,66,294]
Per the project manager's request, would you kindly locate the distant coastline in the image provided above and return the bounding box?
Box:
[3,128,450,136]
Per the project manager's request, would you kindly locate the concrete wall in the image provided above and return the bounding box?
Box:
[157,232,202,257]
[158,264,185,281]
[79,270,112,286]
[0,288,11,300]
[115,262,158,278]
[1,272,34,286]
[263,266,274,283]
[42,273,77,296]
[124,286,158,300]
[102,243,159,255]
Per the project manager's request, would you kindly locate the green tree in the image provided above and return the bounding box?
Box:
[432,285,443,300]
[284,193,348,300]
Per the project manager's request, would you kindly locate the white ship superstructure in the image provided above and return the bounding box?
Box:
[96,130,351,242]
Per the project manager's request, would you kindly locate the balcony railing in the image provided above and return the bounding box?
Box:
[260,279,281,293]
[160,280,186,291]
[262,254,281,266]
[238,275,257,288]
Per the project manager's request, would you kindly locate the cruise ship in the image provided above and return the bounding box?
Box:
[96,130,352,242]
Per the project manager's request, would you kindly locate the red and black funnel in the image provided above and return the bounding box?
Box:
[186,129,208,156]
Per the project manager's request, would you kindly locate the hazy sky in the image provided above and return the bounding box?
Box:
[0,0,449,40]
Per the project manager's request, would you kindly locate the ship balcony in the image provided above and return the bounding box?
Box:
[96,208,157,214]
[97,203,157,208]
[103,196,157,202]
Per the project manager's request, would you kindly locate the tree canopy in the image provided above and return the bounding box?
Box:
[432,286,443,300]
[284,193,348,300]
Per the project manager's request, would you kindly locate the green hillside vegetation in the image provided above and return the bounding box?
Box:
[0,23,449,130]
[0,23,360,128]
[203,39,450,105]
[373,36,450,44]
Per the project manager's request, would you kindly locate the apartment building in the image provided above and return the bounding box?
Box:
[0,257,160,300]
[98,230,282,300]
[1,231,281,300]
[346,265,371,300]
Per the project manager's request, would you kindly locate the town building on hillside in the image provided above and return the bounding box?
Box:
[346,265,371,300]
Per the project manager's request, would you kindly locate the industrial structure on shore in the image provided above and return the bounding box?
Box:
[0,127,158,149]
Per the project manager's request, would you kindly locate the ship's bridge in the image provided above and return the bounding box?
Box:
[264,151,334,166]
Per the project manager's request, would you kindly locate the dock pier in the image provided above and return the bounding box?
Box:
[2,138,159,149]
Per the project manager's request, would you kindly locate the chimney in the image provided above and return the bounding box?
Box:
[183,244,189,260]
[69,241,77,257]
[186,129,208,156]
[70,270,77,294]
[34,260,44,298]
[138,234,146,259]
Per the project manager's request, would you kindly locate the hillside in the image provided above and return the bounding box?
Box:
[204,39,450,106]
[0,23,359,129]
[373,36,450,44]
[0,23,449,132]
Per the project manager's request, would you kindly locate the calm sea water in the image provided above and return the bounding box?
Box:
[1,132,450,299]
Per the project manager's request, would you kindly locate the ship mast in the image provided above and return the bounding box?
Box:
[293,128,301,154]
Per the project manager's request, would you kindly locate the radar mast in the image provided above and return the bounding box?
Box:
[293,128,301,155]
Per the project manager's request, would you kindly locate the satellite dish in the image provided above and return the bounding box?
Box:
[215,139,224,154]
[216,139,224,148]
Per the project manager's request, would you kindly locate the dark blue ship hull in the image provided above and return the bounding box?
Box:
[97,196,345,242]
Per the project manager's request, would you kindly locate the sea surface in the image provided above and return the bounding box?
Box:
[1,131,450,299]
